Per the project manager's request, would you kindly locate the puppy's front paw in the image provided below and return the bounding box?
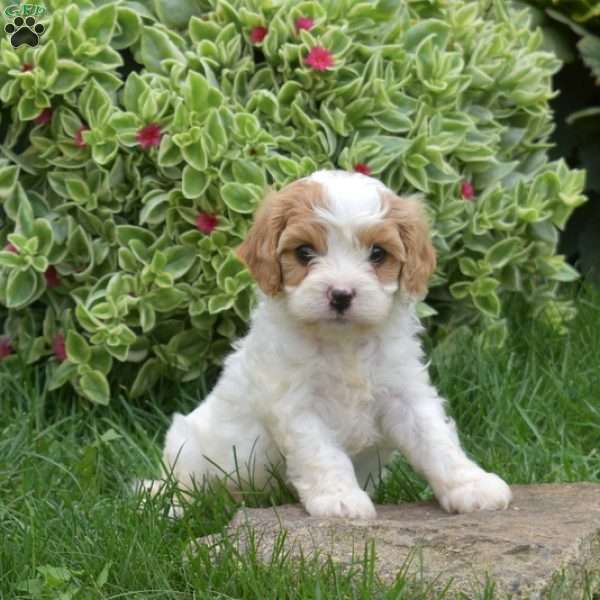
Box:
[438,471,511,514]
[305,488,376,519]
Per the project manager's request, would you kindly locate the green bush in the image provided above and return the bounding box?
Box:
[0,0,586,403]
[523,2,600,284]
[524,0,600,32]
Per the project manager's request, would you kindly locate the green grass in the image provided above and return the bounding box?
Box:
[1,288,599,599]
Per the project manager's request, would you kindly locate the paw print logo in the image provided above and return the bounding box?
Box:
[4,16,45,48]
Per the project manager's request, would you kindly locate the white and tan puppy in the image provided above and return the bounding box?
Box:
[159,170,511,518]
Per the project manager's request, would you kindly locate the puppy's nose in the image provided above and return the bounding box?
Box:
[328,288,355,314]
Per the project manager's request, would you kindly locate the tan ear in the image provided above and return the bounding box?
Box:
[235,189,287,295]
[387,195,436,297]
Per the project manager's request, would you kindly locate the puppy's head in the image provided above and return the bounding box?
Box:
[236,170,436,327]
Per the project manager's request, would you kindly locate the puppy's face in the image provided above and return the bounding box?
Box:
[236,171,436,327]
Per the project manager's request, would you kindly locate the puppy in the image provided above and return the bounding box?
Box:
[158,170,511,518]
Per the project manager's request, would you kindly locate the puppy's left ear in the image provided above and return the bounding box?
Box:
[235,189,287,295]
[387,195,437,297]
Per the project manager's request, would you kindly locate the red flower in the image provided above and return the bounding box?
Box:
[52,332,67,362]
[295,16,315,31]
[250,25,268,44]
[305,46,335,71]
[0,337,13,359]
[5,243,18,253]
[74,126,89,148]
[21,63,33,72]
[196,213,218,234]
[44,265,60,288]
[136,123,162,149]
[461,180,475,200]
[34,107,53,125]
[354,163,371,176]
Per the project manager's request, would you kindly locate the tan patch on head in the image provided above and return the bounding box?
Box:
[235,180,327,294]
[356,220,406,286]
[357,194,436,296]
[278,215,327,288]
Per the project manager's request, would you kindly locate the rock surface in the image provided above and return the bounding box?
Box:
[197,483,600,598]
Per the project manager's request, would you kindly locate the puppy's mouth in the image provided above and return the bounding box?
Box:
[303,308,353,325]
[327,309,356,325]
[333,314,351,324]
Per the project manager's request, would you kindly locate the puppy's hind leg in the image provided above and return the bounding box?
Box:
[161,405,277,508]
[162,412,211,491]
[134,413,208,517]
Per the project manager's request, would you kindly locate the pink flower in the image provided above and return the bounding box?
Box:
[0,337,13,359]
[34,107,53,125]
[136,123,162,149]
[304,46,334,71]
[44,265,60,288]
[250,25,268,44]
[461,180,475,200]
[74,126,89,148]
[353,163,371,176]
[196,213,218,234]
[52,332,67,362]
[5,243,18,253]
[295,16,315,31]
[21,63,33,72]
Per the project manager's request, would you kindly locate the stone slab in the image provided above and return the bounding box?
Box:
[197,483,600,598]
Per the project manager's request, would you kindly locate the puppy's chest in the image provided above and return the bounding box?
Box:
[312,343,381,453]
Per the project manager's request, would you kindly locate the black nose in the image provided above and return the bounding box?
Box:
[329,288,354,314]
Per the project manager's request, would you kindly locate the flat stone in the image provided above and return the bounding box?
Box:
[196,483,600,598]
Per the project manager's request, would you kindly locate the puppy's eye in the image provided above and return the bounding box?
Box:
[295,245,316,265]
[369,245,387,264]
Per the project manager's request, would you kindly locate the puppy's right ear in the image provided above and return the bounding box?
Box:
[236,190,286,296]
